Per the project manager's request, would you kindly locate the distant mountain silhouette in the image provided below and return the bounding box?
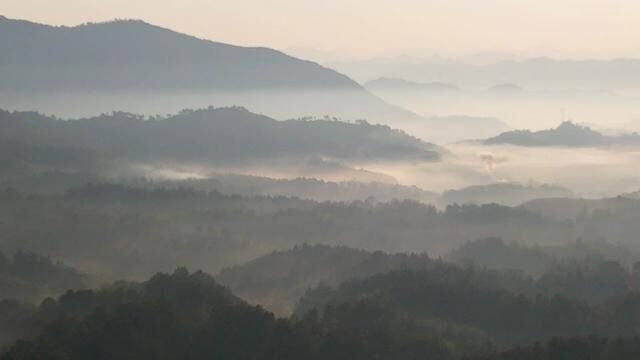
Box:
[365,77,460,92]
[0,16,419,123]
[0,16,357,92]
[487,83,524,93]
[485,121,640,147]
[376,57,640,89]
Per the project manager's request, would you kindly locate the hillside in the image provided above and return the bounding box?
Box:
[217,245,436,315]
[295,269,640,347]
[447,237,556,276]
[0,187,583,280]
[0,107,440,172]
[0,16,357,92]
[0,16,419,123]
[0,269,465,360]
[484,121,640,147]
[0,251,86,303]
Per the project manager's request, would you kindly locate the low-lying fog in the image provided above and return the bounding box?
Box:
[3,89,640,200]
[366,143,640,198]
[367,87,640,133]
[123,142,640,201]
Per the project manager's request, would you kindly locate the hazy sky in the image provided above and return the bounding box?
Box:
[3,0,639,59]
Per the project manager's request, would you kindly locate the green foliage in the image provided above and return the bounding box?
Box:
[295,269,640,347]
[1,269,463,360]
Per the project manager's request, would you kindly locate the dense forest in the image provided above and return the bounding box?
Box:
[6,266,640,359]
[0,250,86,303]
[2,177,640,358]
[4,182,640,358]
[218,245,438,315]
[219,242,640,314]
[0,184,579,279]
[0,270,476,360]
[295,268,640,346]
[3,2,640,357]
[3,183,640,280]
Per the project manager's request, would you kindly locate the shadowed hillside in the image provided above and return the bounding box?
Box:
[0,16,420,123]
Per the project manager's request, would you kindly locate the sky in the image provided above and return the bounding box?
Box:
[3,0,639,60]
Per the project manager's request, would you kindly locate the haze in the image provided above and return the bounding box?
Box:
[4,3,640,360]
[4,0,640,59]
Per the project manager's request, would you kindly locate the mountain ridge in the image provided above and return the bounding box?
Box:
[0,16,424,125]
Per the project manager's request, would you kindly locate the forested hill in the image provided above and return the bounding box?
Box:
[0,251,86,303]
[295,268,640,347]
[217,245,436,315]
[484,121,640,147]
[5,266,640,359]
[0,269,465,360]
[0,107,440,165]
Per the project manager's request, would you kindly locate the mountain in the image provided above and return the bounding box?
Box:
[0,16,356,92]
[484,121,640,147]
[362,78,513,143]
[376,57,640,90]
[0,16,419,123]
[365,77,460,92]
